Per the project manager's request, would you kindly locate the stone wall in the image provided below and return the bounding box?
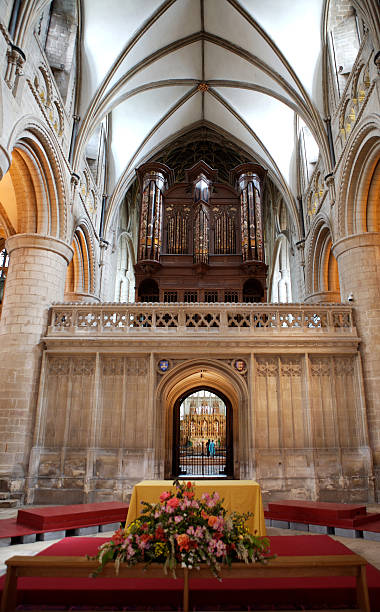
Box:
[24,302,372,505]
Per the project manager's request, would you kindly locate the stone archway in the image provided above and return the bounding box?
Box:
[155,359,250,481]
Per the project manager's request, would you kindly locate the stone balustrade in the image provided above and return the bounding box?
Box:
[47,302,355,336]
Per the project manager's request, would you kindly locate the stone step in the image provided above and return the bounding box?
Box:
[0,499,19,508]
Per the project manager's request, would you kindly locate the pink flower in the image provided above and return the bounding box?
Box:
[126,544,136,557]
[167,496,180,509]
[209,515,224,531]
[174,515,182,523]
[159,491,171,502]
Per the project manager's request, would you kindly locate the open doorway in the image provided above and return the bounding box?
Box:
[172,387,233,479]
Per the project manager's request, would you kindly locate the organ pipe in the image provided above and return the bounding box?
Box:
[136,163,173,263]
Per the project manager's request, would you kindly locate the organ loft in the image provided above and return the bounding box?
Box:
[134,161,268,304]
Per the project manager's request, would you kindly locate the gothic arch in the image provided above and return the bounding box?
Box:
[269,234,292,303]
[103,121,302,245]
[337,115,380,238]
[155,359,250,480]
[114,231,135,302]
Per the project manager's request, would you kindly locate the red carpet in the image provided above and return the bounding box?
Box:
[1,535,379,609]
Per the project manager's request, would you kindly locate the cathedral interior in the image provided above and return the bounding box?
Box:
[0,0,379,507]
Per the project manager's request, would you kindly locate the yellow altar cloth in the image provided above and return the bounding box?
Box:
[126,480,266,536]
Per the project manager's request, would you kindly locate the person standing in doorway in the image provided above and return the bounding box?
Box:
[209,439,215,458]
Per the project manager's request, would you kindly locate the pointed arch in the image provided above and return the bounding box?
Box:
[155,358,249,480]
[269,234,293,303]
[114,230,136,303]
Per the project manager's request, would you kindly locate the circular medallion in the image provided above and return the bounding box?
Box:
[232,358,247,374]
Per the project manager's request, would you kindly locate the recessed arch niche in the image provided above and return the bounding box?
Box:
[155,359,250,481]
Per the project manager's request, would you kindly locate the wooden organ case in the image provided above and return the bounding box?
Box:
[135,160,267,303]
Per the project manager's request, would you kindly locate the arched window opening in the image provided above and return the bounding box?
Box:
[85,120,108,192]
[328,2,361,97]
[138,278,159,302]
[299,125,319,189]
[173,388,233,479]
[35,0,78,105]
[271,237,292,303]
[115,234,135,303]
[243,278,264,303]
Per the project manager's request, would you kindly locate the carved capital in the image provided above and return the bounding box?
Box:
[5,44,26,91]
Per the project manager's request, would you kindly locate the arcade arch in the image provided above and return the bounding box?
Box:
[305,218,340,303]
[65,222,97,302]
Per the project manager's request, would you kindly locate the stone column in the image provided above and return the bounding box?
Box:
[333,232,380,495]
[0,234,73,493]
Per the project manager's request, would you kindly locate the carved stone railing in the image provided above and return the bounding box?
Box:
[47,303,356,336]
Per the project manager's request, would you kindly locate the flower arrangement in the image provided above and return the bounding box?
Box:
[91,480,272,579]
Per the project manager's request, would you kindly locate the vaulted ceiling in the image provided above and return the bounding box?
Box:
[74,0,328,222]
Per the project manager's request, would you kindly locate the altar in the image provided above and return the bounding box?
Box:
[126,480,266,536]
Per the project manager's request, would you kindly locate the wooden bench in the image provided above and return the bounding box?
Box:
[0,554,371,612]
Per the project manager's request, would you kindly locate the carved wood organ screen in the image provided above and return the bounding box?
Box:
[135,160,267,303]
